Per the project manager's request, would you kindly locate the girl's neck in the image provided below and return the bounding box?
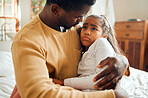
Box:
[85,46,89,51]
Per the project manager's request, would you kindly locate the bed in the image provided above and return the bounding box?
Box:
[0,41,15,98]
[120,67,148,98]
[0,41,148,98]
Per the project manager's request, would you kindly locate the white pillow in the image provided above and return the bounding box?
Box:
[0,51,15,77]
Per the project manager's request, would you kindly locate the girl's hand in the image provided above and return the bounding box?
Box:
[53,79,64,86]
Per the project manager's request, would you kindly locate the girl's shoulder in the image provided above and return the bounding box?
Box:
[95,38,108,44]
[90,38,114,52]
[92,38,110,47]
[87,38,108,51]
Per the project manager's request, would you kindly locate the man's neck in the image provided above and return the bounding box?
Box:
[39,5,61,32]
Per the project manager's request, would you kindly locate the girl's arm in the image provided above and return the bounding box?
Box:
[64,74,97,90]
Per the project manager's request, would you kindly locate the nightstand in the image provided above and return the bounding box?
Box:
[115,21,148,71]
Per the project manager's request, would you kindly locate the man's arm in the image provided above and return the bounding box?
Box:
[94,55,129,90]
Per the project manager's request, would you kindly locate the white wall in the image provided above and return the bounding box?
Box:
[19,0,148,26]
[113,0,148,21]
[19,0,30,27]
[20,0,116,27]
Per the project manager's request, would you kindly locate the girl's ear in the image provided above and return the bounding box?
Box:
[51,4,60,16]
[103,35,108,39]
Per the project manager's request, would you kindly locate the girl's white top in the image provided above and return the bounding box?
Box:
[64,38,116,91]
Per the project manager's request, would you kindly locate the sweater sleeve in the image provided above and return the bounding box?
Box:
[11,39,115,98]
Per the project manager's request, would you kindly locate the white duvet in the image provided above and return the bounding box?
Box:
[0,76,15,98]
[120,67,148,98]
[0,51,148,98]
[0,51,15,98]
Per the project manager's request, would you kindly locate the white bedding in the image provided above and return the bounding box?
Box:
[0,51,148,98]
[0,76,15,98]
[0,51,15,98]
[121,67,148,98]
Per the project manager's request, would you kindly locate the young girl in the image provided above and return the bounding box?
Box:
[63,15,124,91]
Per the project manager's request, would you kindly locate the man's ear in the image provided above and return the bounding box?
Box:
[103,35,108,39]
[51,4,61,16]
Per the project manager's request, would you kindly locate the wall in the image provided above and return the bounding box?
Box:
[19,0,30,27]
[113,0,148,21]
[20,0,115,27]
[20,0,148,26]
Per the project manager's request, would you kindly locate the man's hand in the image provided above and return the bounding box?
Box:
[53,79,64,86]
[93,55,129,90]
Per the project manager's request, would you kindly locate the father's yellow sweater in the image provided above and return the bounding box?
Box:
[11,15,115,98]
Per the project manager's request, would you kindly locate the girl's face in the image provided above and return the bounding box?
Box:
[80,17,103,50]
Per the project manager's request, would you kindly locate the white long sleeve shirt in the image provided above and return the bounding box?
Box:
[64,38,116,91]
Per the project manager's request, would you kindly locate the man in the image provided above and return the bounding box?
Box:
[11,0,129,97]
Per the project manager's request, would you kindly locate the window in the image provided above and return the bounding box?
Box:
[0,0,19,40]
[30,0,46,19]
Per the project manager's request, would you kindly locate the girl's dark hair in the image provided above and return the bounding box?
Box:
[46,0,96,12]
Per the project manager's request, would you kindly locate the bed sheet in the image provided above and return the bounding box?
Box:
[0,76,15,98]
[0,51,15,98]
[0,51,148,98]
[120,67,148,98]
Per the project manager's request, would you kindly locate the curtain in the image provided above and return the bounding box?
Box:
[88,0,115,26]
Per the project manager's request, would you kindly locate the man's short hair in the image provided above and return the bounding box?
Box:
[46,0,96,12]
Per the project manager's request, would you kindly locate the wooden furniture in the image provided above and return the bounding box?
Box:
[115,21,148,71]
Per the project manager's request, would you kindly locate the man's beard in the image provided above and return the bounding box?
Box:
[58,19,79,30]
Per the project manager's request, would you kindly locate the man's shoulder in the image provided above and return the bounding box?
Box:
[21,16,41,33]
[13,17,47,48]
[17,16,46,38]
